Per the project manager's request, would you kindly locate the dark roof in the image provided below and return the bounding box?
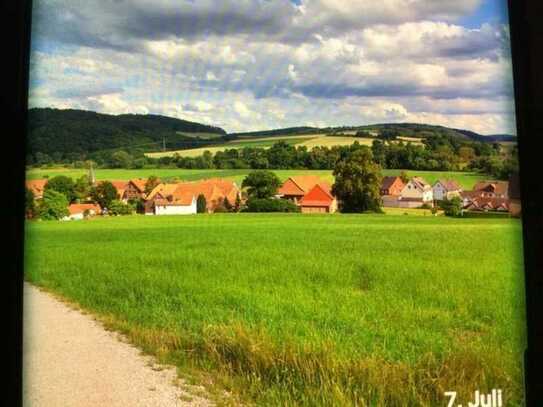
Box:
[473,180,509,195]
[436,179,462,191]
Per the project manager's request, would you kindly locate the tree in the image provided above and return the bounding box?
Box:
[441,196,463,217]
[399,170,410,184]
[241,170,281,199]
[90,181,118,209]
[196,194,207,213]
[332,148,382,213]
[25,188,36,219]
[45,175,76,203]
[37,190,69,220]
[144,176,160,195]
[110,150,133,168]
[73,175,92,202]
[108,200,135,215]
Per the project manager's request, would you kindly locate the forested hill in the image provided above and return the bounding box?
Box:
[27,108,227,158]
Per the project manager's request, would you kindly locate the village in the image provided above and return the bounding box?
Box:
[25,171,522,220]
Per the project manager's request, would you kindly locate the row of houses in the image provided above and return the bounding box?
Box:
[276,176,338,213]
[26,177,242,219]
[380,174,521,216]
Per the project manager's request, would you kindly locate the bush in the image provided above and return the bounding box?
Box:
[441,196,463,217]
[244,198,300,213]
[108,200,135,215]
[38,190,69,220]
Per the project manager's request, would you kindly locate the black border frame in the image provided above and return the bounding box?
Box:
[508,1,543,405]
[2,0,541,405]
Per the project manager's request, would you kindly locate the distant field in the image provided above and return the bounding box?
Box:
[25,214,526,405]
[147,135,378,158]
[176,131,224,140]
[26,168,488,190]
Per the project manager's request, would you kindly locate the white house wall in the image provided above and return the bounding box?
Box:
[155,202,196,215]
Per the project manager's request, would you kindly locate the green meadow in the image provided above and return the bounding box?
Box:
[24,214,526,406]
[26,168,487,190]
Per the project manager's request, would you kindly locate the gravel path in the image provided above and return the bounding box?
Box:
[23,283,212,407]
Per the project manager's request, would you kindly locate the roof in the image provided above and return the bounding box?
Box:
[154,192,194,206]
[278,176,327,196]
[473,180,509,195]
[406,176,431,191]
[26,179,48,196]
[148,179,239,206]
[463,197,510,211]
[68,203,101,215]
[109,180,129,191]
[435,179,462,191]
[299,183,335,207]
[129,178,148,193]
[381,176,404,190]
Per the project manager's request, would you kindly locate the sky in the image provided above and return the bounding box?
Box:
[28,0,516,135]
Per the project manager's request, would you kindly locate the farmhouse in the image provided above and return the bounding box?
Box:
[380,176,405,196]
[398,177,433,208]
[62,203,101,221]
[472,180,509,199]
[109,179,149,202]
[277,176,328,204]
[145,179,240,214]
[298,183,337,213]
[463,197,510,212]
[26,179,48,199]
[154,193,197,215]
[432,179,462,201]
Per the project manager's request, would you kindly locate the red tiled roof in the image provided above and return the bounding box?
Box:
[129,178,148,192]
[154,192,194,206]
[463,197,510,211]
[299,183,335,207]
[278,176,327,196]
[410,176,431,190]
[68,203,101,215]
[148,179,239,208]
[381,176,404,190]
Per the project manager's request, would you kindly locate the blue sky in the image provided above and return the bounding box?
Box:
[29,0,516,135]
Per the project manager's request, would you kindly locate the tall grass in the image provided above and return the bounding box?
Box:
[24,214,526,405]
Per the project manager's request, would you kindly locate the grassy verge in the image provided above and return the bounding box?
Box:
[24,214,526,405]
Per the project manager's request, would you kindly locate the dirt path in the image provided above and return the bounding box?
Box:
[23,283,212,407]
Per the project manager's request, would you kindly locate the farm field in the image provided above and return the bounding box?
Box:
[147,135,385,158]
[24,214,526,405]
[26,168,488,189]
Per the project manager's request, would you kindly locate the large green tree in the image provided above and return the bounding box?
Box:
[38,189,69,220]
[241,170,281,199]
[90,181,118,209]
[25,188,36,219]
[73,175,92,201]
[44,175,76,202]
[332,148,382,213]
[144,176,160,195]
[196,194,207,213]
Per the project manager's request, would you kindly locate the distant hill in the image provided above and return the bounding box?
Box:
[27,108,227,157]
[232,123,516,143]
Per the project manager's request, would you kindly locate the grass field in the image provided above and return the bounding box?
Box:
[26,168,488,190]
[25,214,526,405]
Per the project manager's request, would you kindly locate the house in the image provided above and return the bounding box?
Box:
[432,179,462,201]
[26,179,48,199]
[277,176,328,204]
[463,197,510,212]
[398,177,433,208]
[62,203,101,221]
[380,176,405,196]
[298,183,337,213]
[107,179,149,202]
[110,180,129,201]
[145,179,240,214]
[472,180,509,199]
[508,173,521,217]
[154,192,197,215]
[125,179,148,201]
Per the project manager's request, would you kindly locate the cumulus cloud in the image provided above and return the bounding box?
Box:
[28,0,516,134]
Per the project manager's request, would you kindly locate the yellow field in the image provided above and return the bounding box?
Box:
[228,134,318,144]
[299,136,375,149]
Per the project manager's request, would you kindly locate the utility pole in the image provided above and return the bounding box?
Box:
[163,137,166,152]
